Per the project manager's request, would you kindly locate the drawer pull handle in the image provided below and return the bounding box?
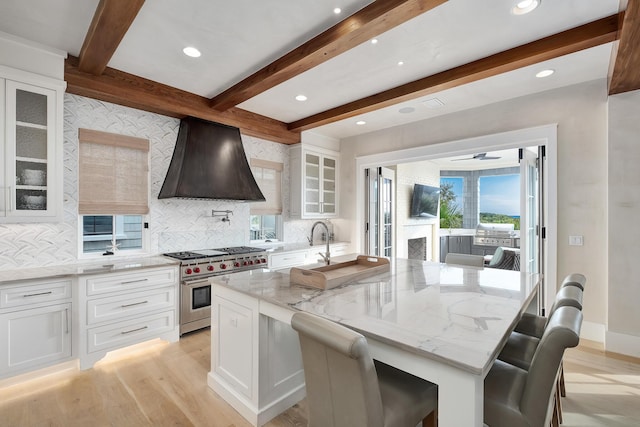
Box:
[120,278,149,285]
[23,291,53,297]
[121,300,149,308]
[121,326,148,335]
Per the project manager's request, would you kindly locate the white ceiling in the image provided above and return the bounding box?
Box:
[0,0,621,141]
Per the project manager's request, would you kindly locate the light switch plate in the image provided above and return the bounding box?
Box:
[569,235,583,246]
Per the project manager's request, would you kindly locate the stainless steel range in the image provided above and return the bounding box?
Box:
[473,223,520,248]
[164,246,268,335]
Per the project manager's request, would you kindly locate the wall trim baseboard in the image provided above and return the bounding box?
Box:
[581,320,606,343]
[605,330,640,358]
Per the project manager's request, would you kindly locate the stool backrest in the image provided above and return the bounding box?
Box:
[561,273,586,291]
[291,312,384,427]
[445,253,484,267]
[521,306,582,426]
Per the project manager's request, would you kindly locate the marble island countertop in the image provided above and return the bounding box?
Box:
[0,256,179,285]
[210,255,539,374]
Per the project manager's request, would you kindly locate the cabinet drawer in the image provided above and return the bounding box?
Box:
[87,310,175,353]
[269,251,308,269]
[0,279,72,309]
[85,267,177,296]
[87,286,176,325]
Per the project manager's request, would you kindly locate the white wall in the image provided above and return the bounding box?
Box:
[340,79,609,342]
[0,94,322,270]
[395,160,440,260]
[607,89,640,356]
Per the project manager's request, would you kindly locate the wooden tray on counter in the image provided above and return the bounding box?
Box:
[290,255,390,290]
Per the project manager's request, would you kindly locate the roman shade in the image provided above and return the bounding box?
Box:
[78,128,149,215]
[250,158,282,215]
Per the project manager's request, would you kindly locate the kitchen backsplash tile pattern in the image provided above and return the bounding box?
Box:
[0,94,323,271]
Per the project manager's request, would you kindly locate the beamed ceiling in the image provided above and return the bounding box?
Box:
[1,0,638,144]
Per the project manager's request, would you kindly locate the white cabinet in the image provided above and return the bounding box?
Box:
[0,66,65,223]
[77,266,179,369]
[0,278,72,378]
[290,145,339,219]
[268,249,309,269]
[209,285,304,426]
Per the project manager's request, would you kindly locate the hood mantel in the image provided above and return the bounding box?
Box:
[158,117,265,201]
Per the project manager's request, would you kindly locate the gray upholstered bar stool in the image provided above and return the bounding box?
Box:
[560,272,586,291]
[484,306,583,427]
[444,252,484,267]
[501,285,584,368]
[291,312,438,427]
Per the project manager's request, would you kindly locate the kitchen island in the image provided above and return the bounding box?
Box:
[208,255,540,427]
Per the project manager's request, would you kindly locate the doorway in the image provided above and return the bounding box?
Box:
[355,125,557,312]
[365,167,395,258]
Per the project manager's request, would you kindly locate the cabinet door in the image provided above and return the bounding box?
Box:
[213,294,257,400]
[304,152,321,215]
[2,80,58,220]
[321,155,336,215]
[0,302,71,376]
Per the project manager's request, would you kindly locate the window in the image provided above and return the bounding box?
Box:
[82,215,144,253]
[250,159,283,242]
[78,129,149,256]
[440,177,463,228]
[478,174,520,229]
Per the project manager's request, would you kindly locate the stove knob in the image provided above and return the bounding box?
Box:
[261,258,267,264]
[220,263,227,269]
[234,262,241,267]
[248,260,254,265]
[185,268,193,275]
[194,267,201,273]
[207,265,214,271]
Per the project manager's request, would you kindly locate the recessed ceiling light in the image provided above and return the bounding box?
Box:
[371,38,378,45]
[182,46,201,58]
[356,120,366,125]
[295,94,308,101]
[333,7,341,14]
[512,0,540,15]
[397,61,404,66]
[536,69,554,78]
[422,98,445,109]
[399,107,415,114]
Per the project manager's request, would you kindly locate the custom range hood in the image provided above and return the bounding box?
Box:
[159,117,265,201]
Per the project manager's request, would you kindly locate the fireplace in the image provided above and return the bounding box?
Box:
[408,237,427,261]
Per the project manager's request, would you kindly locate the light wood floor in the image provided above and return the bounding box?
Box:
[0,330,638,426]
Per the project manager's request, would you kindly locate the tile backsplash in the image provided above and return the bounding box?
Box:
[0,94,321,271]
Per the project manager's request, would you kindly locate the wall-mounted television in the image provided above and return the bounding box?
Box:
[410,183,440,218]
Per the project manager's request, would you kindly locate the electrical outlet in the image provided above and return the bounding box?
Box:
[569,235,583,246]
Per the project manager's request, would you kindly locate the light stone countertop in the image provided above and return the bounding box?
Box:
[210,255,540,374]
[0,256,179,285]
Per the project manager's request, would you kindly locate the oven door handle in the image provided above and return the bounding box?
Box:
[182,278,212,287]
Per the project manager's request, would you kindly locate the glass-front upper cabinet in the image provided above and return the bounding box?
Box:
[0,77,62,222]
[290,145,339,219]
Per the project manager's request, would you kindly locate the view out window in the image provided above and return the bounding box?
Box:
[440,177,464,228]
[479,174,520,229]
[250,214,281,241]
[82,215,144,254]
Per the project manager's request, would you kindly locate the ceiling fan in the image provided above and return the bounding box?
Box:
[452,152,502,161]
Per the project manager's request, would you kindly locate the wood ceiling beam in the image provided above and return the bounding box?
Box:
[289,14,621,132]
[609,0,640,95]
[78,0,146,75]
[65,56,300,144]
[209,0,447,111]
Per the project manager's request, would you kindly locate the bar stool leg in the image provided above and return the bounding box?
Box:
[559,362,566,397]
